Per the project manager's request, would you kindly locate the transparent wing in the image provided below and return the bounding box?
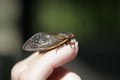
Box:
[22,32,65,51]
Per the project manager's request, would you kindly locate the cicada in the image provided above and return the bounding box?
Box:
[22,32,76,52]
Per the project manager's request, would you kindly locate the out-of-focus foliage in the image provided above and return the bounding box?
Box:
[30,0,120,42]
[31,1,96,39]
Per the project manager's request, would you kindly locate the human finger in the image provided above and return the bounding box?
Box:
[19,41,78,80]
[11,52,41,80]
[47,67,81,80]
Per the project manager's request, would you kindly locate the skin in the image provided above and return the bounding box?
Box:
[11,42,81,80]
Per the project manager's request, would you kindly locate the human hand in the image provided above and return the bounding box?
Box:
[11,42,81,80]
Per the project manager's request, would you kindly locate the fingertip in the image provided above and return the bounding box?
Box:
[39,43,79,68]
[62,72,81,80]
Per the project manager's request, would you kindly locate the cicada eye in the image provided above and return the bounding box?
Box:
[67,32,72,37]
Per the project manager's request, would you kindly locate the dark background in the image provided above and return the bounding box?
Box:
[0,0,120,80]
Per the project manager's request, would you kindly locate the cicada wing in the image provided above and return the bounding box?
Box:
[22,32,65,51]
[22,32,44,51]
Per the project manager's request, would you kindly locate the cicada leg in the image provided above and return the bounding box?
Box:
[68,39,76,48]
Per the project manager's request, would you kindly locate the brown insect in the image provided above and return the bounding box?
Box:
[22,32,75,52]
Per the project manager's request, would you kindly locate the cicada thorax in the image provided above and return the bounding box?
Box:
[55,32,76,48]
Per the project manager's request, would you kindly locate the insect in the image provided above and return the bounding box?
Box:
[22,32,76,52]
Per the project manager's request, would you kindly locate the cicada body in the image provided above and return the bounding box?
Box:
[22,32,75,52]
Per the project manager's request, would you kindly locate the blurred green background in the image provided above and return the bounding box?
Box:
[0,0,120,80]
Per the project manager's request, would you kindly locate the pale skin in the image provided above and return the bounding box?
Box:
[11,42,81,80]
